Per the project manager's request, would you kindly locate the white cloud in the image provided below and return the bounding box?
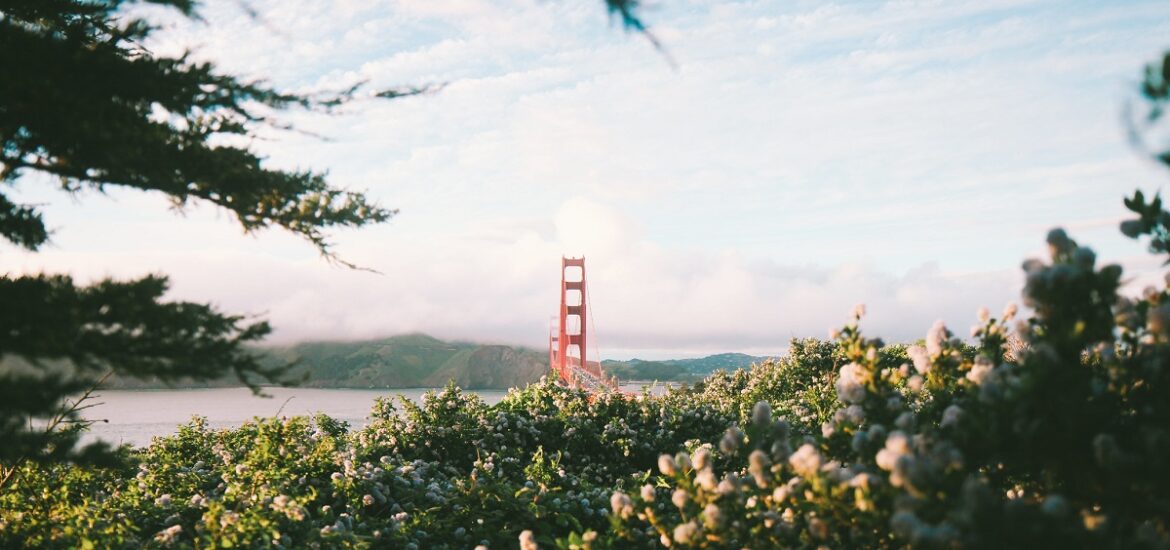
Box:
[9,193,1022,359]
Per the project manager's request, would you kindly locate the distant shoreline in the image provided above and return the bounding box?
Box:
[97,334,763,392]
[98,380,683,392]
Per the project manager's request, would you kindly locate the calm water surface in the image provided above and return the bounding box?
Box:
[83,383,672,447]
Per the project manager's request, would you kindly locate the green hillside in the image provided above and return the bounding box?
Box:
[98,334,767,389]
[264,334,548,390]
[658,352,769,374]
[602,352,768,381]
[99,334,547,390]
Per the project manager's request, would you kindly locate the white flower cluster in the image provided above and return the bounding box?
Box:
[519,529,538,550]
[153,525,182,546]
[926,320,948,357]
[966,356,995,386]
[875,432,910,474]
[609,492,634,519]
[788,444,822,478]
[270,494,306,521]
[907,345,930,374]
[835,363,867,403]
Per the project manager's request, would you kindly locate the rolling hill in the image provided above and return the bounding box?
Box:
[601,352,768,381]
[99,334,768,390]
[260,334,548,390]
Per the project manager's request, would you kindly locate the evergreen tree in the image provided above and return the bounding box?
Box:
[0,0,649,470]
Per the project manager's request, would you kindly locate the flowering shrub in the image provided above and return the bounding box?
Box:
[596,228,1169,549]
[0,380,734,549]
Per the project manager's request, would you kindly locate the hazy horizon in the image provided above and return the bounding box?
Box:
[255,330,783,361]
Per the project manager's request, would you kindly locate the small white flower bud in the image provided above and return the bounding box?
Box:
[519,529,538,550]
[702,503,723,528]
[977,306,990,323]
[640,484,656,502]
[692,447,711,471]
[752,401,772,426]
[720,427,743,454]
[671,488,688,509]
[673,521,698,544]
[1003,302,1018,320]
[657,454,678,476]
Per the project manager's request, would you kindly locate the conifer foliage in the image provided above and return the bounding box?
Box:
[0,0,401,468]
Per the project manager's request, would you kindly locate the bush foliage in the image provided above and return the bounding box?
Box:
[4,215,1170,548]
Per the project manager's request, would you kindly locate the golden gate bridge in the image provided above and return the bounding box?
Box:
[548,257,622,394]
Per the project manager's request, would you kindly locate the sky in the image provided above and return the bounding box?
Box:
[9,0,1170,359]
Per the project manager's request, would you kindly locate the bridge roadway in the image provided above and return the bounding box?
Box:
[563,362,616,395]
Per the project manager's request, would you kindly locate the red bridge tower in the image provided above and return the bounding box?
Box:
[549,257,614,393]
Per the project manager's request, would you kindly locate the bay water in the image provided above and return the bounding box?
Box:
[81,383,672,447]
